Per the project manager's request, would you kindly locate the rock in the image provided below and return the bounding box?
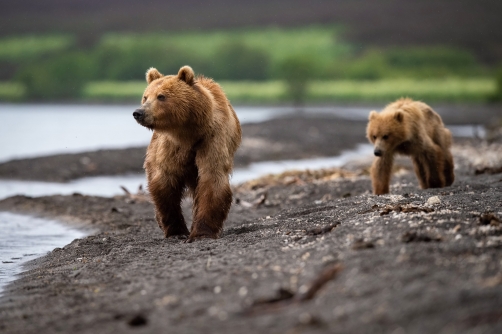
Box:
[426,196,441,206]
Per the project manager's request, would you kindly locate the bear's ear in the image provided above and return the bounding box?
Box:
[369,111,378,120]
[146,68,163,84]
[178,66,195,86]
[394,111,404,122]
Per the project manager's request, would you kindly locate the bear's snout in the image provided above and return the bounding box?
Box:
[374,148,383,157]
[133,109,145,121]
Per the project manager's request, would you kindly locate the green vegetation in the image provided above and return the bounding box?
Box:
[276,54,320,105]
[330,47,487,80]
[307,78,495,103]
[78,78,496,104]
[0,26,497,103]
[0,82,25,101]
[16,52,96,100]
[493,65,502,101]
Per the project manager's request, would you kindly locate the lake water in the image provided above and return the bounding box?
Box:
[0,212,87,295]
[0,104,373,163]
[0,143,375,200]
[0,103,484,163]
[0,103,486,294]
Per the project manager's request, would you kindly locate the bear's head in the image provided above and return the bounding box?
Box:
[366,109,409,157]
[133,66,210,132]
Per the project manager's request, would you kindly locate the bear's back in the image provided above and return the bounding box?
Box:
[195,76,241,155]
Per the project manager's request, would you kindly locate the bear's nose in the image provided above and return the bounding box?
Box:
[374,149,383,157]
[133,109,145,120]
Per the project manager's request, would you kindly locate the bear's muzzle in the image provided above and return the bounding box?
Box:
[133,109,145,122]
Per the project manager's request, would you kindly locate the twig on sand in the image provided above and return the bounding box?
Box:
[236,192,268,208]
[245,263,343,315]
[120,185,150,203]
[294,263,343,301]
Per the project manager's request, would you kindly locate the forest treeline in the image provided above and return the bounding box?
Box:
[1,27,498,101]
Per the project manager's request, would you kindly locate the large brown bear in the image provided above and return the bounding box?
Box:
[133,66,241,242]
[366,98,454,195]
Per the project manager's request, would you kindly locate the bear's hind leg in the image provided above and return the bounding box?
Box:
[415,145,446,188]
[148,175,190,238]
[443,150,455,186]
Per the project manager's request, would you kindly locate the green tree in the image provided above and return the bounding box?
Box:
[211,41,270,80]
[276,54,317,106]
[16,52,96,100]
[93,44,209,81]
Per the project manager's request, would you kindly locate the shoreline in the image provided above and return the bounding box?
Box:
[1,105,500,183]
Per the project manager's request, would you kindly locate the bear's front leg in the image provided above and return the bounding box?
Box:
[371,154,394,195]
[148,173,190,238]
[188,172,233,242]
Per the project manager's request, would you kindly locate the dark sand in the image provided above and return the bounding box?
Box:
[0,110,502,334]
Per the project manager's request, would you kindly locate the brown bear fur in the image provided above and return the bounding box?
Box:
[366,98,454,195]
[133,66,241,242]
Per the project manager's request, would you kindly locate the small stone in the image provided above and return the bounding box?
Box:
[238,286,248,297]
[426,196,441,206]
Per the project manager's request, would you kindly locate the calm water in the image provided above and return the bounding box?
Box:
[0,104,357,162]
[0,103,483,162]
[0,212,87,295]
[0,143,374,200]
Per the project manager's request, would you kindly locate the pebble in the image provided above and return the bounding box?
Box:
[426,196,441,206]
[238,286,248,297]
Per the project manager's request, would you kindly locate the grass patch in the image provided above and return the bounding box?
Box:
[220,81,287,103]
[308,78,496,102]
[58,78,499,104]
[0,82,26,101]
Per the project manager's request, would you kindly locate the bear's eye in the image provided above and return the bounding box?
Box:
[157,94,166,101]
[382,135,389,140]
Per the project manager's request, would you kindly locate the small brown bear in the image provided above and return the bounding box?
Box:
[366,98,454,195]
[133,66,241,242]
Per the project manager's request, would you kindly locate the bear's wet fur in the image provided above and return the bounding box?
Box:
[366,98,454,195]
[134,66,241,242]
